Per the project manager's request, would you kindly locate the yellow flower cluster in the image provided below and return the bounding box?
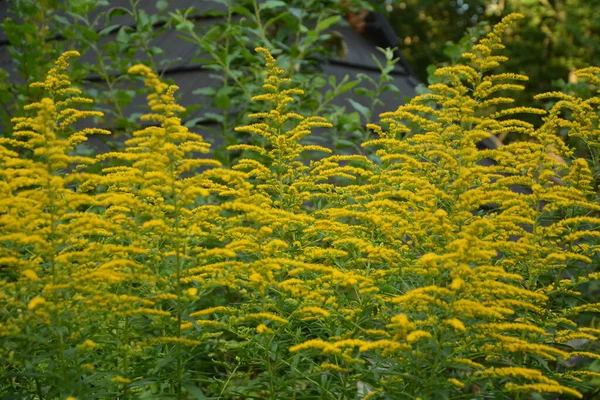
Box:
[1,13,599,399]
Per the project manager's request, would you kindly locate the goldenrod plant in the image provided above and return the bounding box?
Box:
[1,13,599,400]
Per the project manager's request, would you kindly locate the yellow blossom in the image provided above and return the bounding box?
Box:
[448,378,465,388]
[77,339,98,350]
[111,376,132,385]
[27,297,46,310]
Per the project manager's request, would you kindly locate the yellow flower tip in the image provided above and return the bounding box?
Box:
[321,362,348,373]
[77,339,98,350]
[256,324,273,334]
[111,376,132,385]
[66,397,77,400]
[433,209,447,218]
[503,12,525,22]
[127,64,153,76]
[185,287,198,297]
[406,330,432,343]
[296,306,331,318]
[255,47,276,65]
[450,278,464,290]
[448,378,465,388]
[27,297,46,310]
[56,50,80,66]
[21,269,40,281]
[40,97,55,108]
[62,50,81,58]
[504,382,582,399]
[444,318,466,332]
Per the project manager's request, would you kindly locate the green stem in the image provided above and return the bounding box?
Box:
[45,130,68,390]
[129,0,159,73]
[266,336,276,399]
[34,377,44,400]
[189,29,253,100]
[251,0,268,45]
[172,170,183,399]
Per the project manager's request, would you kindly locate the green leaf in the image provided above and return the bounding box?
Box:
[335,138,359,149]
[116,26,132,44]
[442,42,462,61]
[381,84,401,95]
[347,98,370,119]
[289,7,303,19]
[149,46,164,56]
[316,15,341,32]
[356,73,377,86]
[202,25,222,44]
[264,12,293,31]
[354,87,375,97]
[324,89,334,102]
[184,118,204,128]
[426,64,442,84]
[80,27,100,42]
[156,0,169,11]
[370,53,384,71]
[54,15,70,25]
[107,6,131,21]
[337,78,360,95]
[204,112,224,122]
[183,384,207,399]
[215,87,232,110]
[230,5,253,18]
[259,0,286,11]
[98,24,121,37]
[138,9,150,29]
[193,87,216,96]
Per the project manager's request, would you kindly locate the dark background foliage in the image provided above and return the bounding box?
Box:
[0,0,414,166]
[391,0,600,102]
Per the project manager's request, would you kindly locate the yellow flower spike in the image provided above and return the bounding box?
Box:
[504,383,582,399]
[111,376,132,385]
[294,306,331,318]
[444,318,466,332]
[256,324,273,334]
[21,269,40,281]
[449,278,464,291]
[29,50,80,93]
[77,339,98,350]
[27,297,46,310]
[320,362,348,373]
[289,339,333,353]
[255,47,277,68]
[230,47,334,211]
[406,330,432,343]
[447,378,465,388]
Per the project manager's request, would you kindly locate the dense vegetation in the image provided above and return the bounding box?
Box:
[392,0,600,100]
[0,0,399,164]
[1,10,599,400]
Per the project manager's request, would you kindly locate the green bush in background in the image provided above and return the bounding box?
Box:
[0,0,402,165]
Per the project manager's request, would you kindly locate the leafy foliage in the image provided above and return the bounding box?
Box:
[0,0,402,166]
[1,13,600,400]
[391,0,600,107]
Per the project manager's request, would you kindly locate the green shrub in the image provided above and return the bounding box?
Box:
[0,0,399,165]
[1,13,599,400]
